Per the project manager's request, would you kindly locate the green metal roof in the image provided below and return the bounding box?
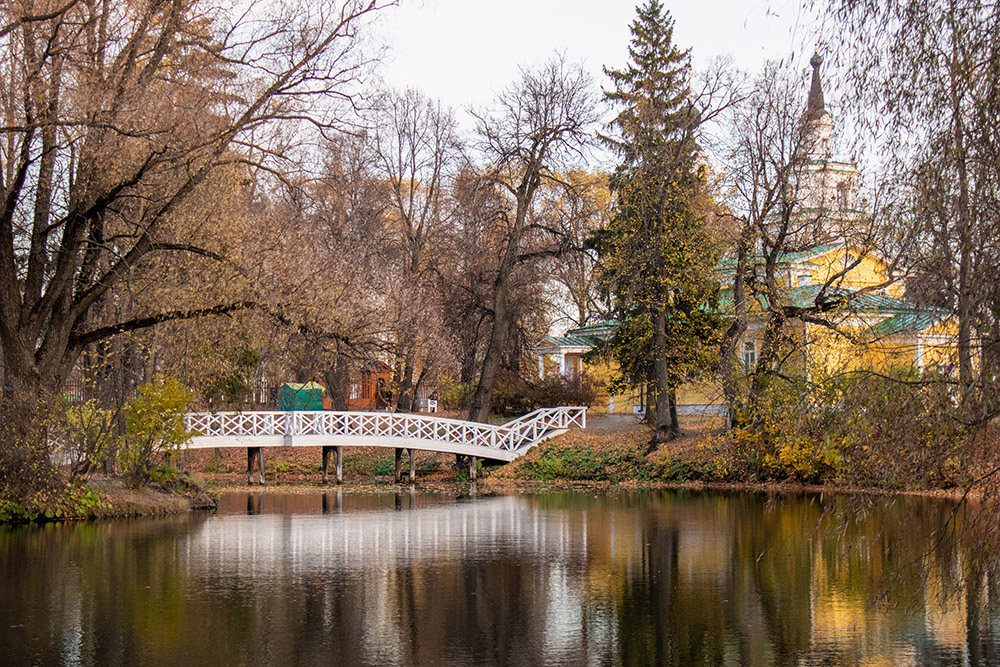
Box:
[538,335,600,348]
[565,319,618,340]
[717,283,948,333]
[715,242,845,273]
[871,311,947,335]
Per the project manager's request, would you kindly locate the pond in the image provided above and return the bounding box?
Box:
[1,489,998,666]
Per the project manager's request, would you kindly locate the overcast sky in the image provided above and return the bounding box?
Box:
[374,0,822,112]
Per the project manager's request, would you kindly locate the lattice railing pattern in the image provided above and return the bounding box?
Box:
[183,406,586,453]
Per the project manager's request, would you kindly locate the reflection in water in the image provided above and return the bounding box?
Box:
[1,491,998,666]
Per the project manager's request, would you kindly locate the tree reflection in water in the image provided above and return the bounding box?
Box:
[0,490,998,666]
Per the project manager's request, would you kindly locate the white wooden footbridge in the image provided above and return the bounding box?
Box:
[182,406,586,484]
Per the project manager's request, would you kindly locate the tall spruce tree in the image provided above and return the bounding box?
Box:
[598,1,721,446]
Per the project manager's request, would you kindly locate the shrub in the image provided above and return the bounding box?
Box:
[718,365,975,488]
[519,440,650,482]
[58,399,119,479]
[436,379,474,411]
[650,453,696,481]
[373,458,394,476]
[490,371,599,417]
[0,481,110,523]
[118,375,196,483]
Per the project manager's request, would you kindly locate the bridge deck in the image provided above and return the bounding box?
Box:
[183,407,587,462]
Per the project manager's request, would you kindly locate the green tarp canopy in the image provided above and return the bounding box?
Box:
[278,382,325,411]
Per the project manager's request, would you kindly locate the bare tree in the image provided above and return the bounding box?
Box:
[826,0,1000,404]
[546,170,609,329]
[465,57,600,423]
[718,59,908,426]
[0,0,391,475]
[372,89,462,411]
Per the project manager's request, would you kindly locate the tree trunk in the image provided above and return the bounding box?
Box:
[396,351,416,413]
[468,178,536,423]
[719,226,751,427]
[323,353,349,411]
[412,365,428,413]
[650,307,677,446]
[669,385,679,433]
[468,292,511,423]
[0,335,63,492]
[747,307,784,425]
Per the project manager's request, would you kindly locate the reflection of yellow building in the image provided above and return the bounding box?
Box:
[535,53,959,415]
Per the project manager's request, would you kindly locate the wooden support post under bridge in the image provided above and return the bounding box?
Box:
[394,447,403,483]
[409,448,416,482]
[455,454,478,480]
[247,447,265,485]
[322,446,343,484]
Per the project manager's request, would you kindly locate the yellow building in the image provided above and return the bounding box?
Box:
[534,53,959,416]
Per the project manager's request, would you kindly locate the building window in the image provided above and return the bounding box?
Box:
[837,182,850,210]
[742,340,757,368]
[349,383,359,400]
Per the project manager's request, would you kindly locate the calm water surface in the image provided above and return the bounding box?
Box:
[1,489,998,666]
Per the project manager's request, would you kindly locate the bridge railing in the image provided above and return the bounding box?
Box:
[495,407,587,450]
[183,406,587,453]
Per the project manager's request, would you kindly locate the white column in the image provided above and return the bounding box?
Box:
[578,357,584,379]
[557,353,566,377]
[538,354,545,379]
[915,337,925,371]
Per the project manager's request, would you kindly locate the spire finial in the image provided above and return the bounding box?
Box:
[807,51,825,116]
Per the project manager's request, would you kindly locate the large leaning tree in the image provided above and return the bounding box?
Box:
[0,0,390,457]
[466,56,600,423]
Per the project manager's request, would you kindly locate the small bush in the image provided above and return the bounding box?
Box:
[650,453,696,481]
[0,481,110,523]
[437,379,474,411]
[374,458,394,476]
[418,458,441,473]
[490,371,599,417]
[149,465,179,485]
[118,375,196,483]
[58,399,119,479]
[519,440,649,482]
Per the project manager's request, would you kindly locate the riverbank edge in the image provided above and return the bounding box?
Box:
[199,477,970,502]
[0,475,218,525]
[0,475,966,527]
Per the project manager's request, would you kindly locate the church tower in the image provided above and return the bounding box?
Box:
[795,52,862,244]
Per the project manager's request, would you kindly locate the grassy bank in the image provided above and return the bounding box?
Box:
[492,419,979,495]
[0,474,217,524]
